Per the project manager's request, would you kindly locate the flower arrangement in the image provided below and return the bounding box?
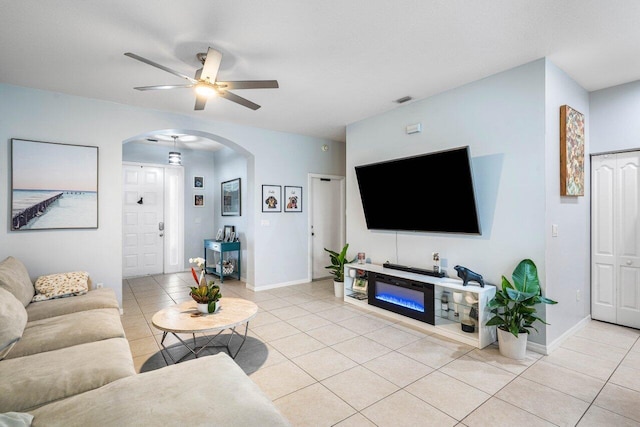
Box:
[188,257,221,313]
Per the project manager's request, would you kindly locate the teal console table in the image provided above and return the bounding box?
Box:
[204,239,241,283]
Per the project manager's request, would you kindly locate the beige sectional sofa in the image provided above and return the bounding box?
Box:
[0,256,290,426]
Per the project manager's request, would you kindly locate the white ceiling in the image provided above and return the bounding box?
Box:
[2,1,640,143]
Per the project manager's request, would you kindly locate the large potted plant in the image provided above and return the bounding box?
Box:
[486,259,557,359]
[324,244,356,298]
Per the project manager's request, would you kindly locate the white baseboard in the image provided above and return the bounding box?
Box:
[526,315,592,355]
[247,278,309,292]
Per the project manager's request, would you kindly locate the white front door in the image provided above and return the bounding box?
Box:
[309,175,345,280]
[123,164,165,277]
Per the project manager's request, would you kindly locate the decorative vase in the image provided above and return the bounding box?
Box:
[333,280,344,298]
[197,303,209,314]
[497,328,528,360]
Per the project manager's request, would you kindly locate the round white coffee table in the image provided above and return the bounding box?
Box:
[152,297,258,363]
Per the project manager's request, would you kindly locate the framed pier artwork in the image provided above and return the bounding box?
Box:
[11,138,99,231]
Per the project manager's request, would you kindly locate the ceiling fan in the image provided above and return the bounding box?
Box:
[124,47,278,111]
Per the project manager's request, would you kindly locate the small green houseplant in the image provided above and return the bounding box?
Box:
[324,244,356,297]
[486,258,557,359]
[189,282,221,314]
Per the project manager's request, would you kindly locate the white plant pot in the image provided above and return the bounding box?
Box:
[497,328,528,360]
[334,281,344,298]
[197,303,209,314]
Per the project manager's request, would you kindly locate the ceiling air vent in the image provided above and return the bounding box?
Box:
[394,96,413,104]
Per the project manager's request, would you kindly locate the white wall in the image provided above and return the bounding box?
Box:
[0,83,342,307]
[590,80,640,154]
[543,59,591,345]
[346,59,550,344]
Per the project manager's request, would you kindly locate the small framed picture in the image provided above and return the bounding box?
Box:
[193,176,204,189]
[224,225,235,241]
[353,278,368,293]
[284,186,302,212]
[194,194,204,207]
[221,178,241,216]
[228,231,236,242]
[262,185,281,212]
[215,228,223,241]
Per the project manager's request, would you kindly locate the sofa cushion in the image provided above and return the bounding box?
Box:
[30,353,291,427]
[5,308,125,359]
[0,337,135,412]
[0,256,34,307]
[26,288,119,322]
[32,271,89,302]
[0,288,28,360]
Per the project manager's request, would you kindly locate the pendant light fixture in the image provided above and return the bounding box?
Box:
[168,135,182,165]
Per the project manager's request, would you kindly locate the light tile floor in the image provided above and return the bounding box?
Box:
[122,272,640,427]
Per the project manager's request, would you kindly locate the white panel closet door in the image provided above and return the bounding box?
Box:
[591,154,616,323]
[592,151,640,329]
[616,152,640,328]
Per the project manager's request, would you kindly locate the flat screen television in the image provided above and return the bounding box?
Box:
[354,146,481,234]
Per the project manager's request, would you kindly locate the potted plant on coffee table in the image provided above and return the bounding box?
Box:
[188,257,221,314]
[486,258,557,360]
[324,243,356,298]
[190,282,221,314]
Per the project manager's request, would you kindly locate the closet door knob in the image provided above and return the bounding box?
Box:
[627,260,633,265]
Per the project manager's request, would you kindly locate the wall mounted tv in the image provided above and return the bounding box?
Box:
[354,146,481,234]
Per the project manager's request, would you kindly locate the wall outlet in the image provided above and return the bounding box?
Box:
[96,282,104,289]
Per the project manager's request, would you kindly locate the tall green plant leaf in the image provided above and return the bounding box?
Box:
[511,259,540,294]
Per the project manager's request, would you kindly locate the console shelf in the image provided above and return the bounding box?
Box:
[344,263,496,348]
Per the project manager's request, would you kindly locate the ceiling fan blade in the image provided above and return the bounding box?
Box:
[218,90,261,110]
[200,47,223,83]
[134,84,195,91]
[194,94,207,111]
[124,52,197,83]
[216,80,279,90]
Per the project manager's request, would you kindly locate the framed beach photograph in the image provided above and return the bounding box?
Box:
[221,178,241,216]
[193,176,204,189]
[11,138,98,231]
[560,105,585,196]
[194,194,205,207]
[262,185,281,212]
[284,186,302,212]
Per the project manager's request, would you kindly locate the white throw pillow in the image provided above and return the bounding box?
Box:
[32,271,89,302]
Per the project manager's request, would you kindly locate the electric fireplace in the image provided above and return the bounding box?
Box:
[368,272,435,324]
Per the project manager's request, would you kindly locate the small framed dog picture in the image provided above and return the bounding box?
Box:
[284,186,302,212]
[262,185,281,212]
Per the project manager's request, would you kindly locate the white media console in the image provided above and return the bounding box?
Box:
[343,263,497,348]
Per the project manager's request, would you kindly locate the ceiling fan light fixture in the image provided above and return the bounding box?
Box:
[195,82,217,97]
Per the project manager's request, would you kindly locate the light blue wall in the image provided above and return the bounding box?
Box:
[346,59,550,344]
[590,79,640,154]
[544,59,591,345]
[0,83,343,306]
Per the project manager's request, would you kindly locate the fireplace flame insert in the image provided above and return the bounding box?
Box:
[367,272,435,325]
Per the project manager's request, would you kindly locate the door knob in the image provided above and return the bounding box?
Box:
[627,260,633,265]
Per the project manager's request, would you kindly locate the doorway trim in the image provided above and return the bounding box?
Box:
[307,173,346,282]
